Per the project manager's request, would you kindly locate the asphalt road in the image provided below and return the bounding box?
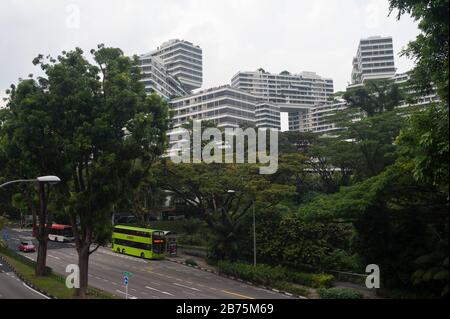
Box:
[2,227,296,299]
[0,259,48,299]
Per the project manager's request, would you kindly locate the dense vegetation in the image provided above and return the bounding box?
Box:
[0,0,447,298]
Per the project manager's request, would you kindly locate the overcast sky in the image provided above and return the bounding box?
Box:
[1,0,419,127]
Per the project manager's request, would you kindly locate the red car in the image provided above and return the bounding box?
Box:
[19,238,36,253]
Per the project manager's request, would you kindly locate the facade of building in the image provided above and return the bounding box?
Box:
[138,54,189,100]
[255,103,281,130]
[169,85,281,130]
[231,69,334,108]
[350,36,396,86]
[231,69,334,131]
[304,71,441,136]
[149,39,203,91]
[299,99,347,134]
[393,72,440,107]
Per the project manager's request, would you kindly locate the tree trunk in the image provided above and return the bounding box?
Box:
[35,182,49,276]
[75,245,90,298]
[35,237,48,275]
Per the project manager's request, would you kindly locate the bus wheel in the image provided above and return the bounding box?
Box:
[140,253,145,259]
[116,248,120,253]
[122,249,125,254]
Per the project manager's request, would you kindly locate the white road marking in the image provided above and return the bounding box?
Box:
[23,283,50,299]
[145,286,174,296]
[148,281,161,286]
[115,290,138,299]
[172,282,201,292]
[48,255,60,260]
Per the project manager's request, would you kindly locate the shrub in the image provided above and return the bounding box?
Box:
[311,274,335,288]
[274,282,309,297]
[289,272,314,286]
[317,288,363,299]
[185,259,198,267]
[217,261,286,286]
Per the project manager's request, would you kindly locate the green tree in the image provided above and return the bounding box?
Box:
[4,45,170,297]
[1,77,64,276]
[155,160,295,261]
[389,0,449,104]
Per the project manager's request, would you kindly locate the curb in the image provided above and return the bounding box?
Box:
[166,257,308,299]
[0,254,56,299]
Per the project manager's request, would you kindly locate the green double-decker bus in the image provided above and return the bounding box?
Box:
[112,225,165,259]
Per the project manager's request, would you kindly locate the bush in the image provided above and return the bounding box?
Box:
[217,261,335,290]
[217,261,287,286]
[274,282,309,297]
[317,287,363,299]
[289,272,315,286]
[311,274,335,288]
[185,259,198,267]
[288,272,334,288]
[320,250,361,272]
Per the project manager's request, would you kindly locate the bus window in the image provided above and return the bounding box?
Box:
[152,232,165,254]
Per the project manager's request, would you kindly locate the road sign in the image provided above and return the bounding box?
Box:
[123,276,129,286]
[2,231,9,241]
[122,271,133,278]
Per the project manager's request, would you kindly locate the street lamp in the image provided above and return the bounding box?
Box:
[0,175,61,188]
[227,189,256,267]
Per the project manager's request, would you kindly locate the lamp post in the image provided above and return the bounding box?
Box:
[227,189,256,267]
[1,175,61,228]
[1,175,61,275]
[0,176,61,188]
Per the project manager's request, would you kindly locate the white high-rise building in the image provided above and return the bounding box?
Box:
[255,103,281,130]
[150,39,203,91]
[169,85,280,129]
[138,54,188,100]
[231,69,334,131]
[351,36,396,85]
[299,99,347,134]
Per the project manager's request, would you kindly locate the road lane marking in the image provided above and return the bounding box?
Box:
[220,290,255,299]
[145,286,174,296]
[48,255,60,260]
[115,290,138,299]
[173,282,201,292]
[23,283,50,299]
[149,281,161,286]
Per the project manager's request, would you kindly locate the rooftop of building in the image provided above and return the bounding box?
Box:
[170,84,258,101]
[233,69,333,81]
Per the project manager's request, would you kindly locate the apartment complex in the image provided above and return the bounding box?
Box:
[393,72,440,107]
[170,86,259,129]
[255,103,281,130]
[350,36,396,86]
[169,86,281,130]
[149,39,203,91]
[304,71,441,136]
[138,54,188,100]
[231,69,333,108]
[298,99,347,134]
[231,69,334,131]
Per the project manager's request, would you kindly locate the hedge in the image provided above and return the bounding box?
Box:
[317,287,363,299]
[217,260,334,289]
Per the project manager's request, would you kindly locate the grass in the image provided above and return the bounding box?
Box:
[0,252,119,299]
